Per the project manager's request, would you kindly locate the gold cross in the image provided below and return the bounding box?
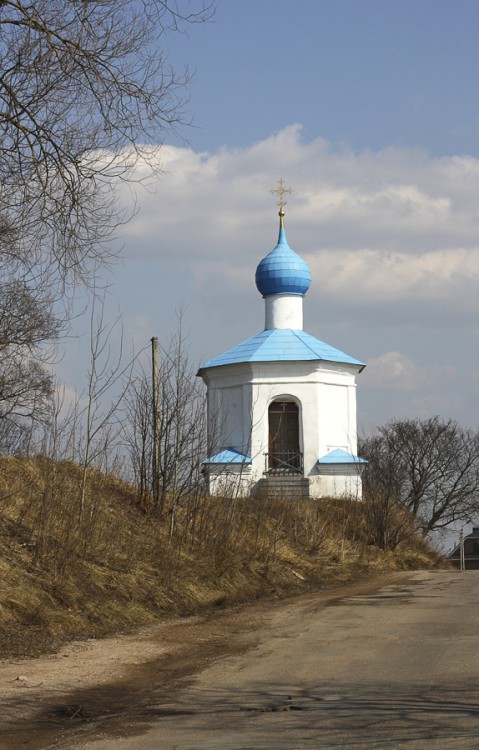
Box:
[270,178,293,211]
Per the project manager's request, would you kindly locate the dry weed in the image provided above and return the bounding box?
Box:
[0,457,444,657]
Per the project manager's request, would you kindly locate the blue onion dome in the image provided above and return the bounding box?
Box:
[255,210,311,297]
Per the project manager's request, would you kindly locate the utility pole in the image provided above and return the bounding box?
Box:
[459,528,465,571]
[151,336,160,509]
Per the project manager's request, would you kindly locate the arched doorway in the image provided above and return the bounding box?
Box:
[268,400,302,474]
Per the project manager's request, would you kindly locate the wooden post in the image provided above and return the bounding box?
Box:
[151,336,160,509]
[460,528,465,571]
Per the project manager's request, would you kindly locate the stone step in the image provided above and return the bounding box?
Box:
[257,476,310,500]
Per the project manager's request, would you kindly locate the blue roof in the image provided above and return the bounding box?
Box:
[198,329,365,372]
[203,448,251,464]
[318,449,367,465]
[255,226,311,297]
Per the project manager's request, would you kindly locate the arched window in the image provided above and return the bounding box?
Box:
[268,400,302,474]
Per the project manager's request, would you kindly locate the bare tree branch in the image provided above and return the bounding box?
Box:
[360,417,479,539]
[0,0,213,434]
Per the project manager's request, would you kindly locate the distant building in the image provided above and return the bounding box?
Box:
[197,182,366,499]
[449,527,479,570]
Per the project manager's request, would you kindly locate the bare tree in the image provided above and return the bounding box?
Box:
[123,325,207,516]
[0,0,213,288]
[358,433,415,550]
[77,293,144,519]
[0,240,60,447]
[123,373,152,508]
[360,417,479,537]
[0,279,58,452]
[0,1,212,435]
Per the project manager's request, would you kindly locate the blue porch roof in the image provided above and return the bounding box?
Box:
[203,448,251,465]
[318,448,367,465]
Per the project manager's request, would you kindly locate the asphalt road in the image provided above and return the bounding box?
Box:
[69,570,479,750]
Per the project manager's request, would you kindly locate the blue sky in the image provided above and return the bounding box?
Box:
[59,0,479,433]
[168,0,479,157]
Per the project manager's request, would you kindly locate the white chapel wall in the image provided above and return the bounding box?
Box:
[206,382,244,454]
[316,381,358,457]
[203,359,363,499]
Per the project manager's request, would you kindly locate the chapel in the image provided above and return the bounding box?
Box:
[197,181,366,499]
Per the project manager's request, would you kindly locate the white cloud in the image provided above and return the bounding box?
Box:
[309,247,479,308]
[120,127,479,296]
[361,352,456,391]
[410,393,465,420]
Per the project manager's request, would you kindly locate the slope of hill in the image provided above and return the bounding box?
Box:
[0,456,445,657]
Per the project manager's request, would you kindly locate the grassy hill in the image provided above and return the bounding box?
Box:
[0,455,445,658]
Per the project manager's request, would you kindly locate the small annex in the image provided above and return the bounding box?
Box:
[197,181,366,500]
[448,527,479,570]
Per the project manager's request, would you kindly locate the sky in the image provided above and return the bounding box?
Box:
[58,0,479,434]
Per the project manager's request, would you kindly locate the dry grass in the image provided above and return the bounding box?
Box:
[0,456,445,658]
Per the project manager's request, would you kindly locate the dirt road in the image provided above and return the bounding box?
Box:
[1,570,478,749]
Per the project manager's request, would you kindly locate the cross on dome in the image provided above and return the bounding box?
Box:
[270,178,293,227]
[270,177,293,209]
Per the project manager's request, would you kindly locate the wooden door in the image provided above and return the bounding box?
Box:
[268,401,300,472]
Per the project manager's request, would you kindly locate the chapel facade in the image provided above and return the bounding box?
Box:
[197,182,366,499]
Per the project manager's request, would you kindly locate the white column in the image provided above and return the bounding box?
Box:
[265,294,303,330]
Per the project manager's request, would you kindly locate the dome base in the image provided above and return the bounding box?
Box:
[265,294,303,330]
